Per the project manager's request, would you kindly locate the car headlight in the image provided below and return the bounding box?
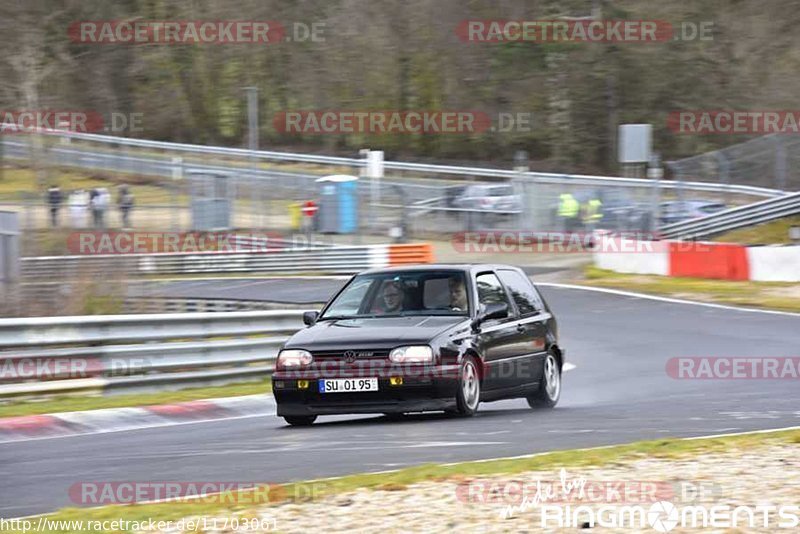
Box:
[389,346,434,364]
[276,349,313,370]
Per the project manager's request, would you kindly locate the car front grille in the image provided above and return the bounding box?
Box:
[310,349,390,361]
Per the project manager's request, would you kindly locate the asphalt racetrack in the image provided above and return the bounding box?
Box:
[2,282,799,517]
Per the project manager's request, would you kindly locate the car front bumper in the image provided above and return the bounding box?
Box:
[272,365,461,416]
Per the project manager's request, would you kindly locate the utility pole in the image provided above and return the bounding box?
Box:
[244,87,259,228]
[245,87,259,152]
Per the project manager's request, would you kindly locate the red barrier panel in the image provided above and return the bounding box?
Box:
[668,242,750,281]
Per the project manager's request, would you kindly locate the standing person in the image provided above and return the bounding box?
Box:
[46,184,63,227]
[557,192,580,233]
[118,184,134,229]
[582,195,603,234]
[89,188,100,228]
[69,189,88,228]
[96,188,110,229]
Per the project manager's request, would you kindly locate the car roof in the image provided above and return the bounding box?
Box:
[662,199,725,207]
[359,264,522,276]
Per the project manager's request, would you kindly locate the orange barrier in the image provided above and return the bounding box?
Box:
[388,243,435,266]
[668,241,750,281]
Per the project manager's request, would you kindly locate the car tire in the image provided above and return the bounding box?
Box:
[454,356,481,416]
[527,351,561,409]
[283,415,317,426]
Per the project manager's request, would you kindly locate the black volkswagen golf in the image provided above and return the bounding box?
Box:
[272,264,564,426]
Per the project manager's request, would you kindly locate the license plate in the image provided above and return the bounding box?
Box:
[319,378,379,393]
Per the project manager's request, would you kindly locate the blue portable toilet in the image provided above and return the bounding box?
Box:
[316,175,359,234]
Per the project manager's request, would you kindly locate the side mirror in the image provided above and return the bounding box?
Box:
[302,311,319,326]
[471,302,508,329]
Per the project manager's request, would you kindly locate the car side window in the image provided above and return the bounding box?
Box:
[497,270,542,316]
[475,272,513,314]
[324,279,373,316]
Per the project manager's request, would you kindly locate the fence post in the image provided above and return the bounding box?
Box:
[513,150,531,231]
[0,211,20,315]
[648,154,663,234]
[773,135,787,191]
[171,157,183,231]
[715,151,731,206]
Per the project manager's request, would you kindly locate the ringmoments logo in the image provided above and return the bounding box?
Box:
[538,502,800,531]
[496,470,799,531]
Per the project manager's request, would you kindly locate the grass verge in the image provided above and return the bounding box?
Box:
[5,428,799,533]
[580,266,800,312]
[0,378,271,419]
[0,168,174,204]
[715,215,800,245]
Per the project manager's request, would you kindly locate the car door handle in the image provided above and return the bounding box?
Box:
[516,324,525,333]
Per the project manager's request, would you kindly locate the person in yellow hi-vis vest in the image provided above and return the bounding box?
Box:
[289,201,302,231]
[582,197,603,233]
[558,193,580,232]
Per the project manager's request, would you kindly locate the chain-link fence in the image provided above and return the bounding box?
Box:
[668,134,800,193]
[0,132,789,247]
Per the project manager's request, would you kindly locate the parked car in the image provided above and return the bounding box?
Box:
[584,190,653,233]
[451,184,522,213]
[659,200,727,226]
[443,184,468,208]
[272,265,564,426]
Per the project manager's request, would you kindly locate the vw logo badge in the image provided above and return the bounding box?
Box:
[344,350,356,364]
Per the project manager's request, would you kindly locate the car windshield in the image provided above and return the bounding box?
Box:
[320,270,470,319]
[489,186,514,196]
[699,203,726,214]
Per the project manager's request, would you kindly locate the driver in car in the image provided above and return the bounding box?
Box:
[373,280,405,314]
[448,276,468,311]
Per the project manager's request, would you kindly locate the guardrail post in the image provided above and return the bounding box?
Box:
[648,154,663,234]
[715,151,731,207]
[171,157,183,231]
[773,135,787,191]
[0,211,20,314]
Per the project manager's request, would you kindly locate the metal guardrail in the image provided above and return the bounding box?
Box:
[0,310,305,397]
[18,130,787,198]
[21,245,385,279]
[121,296,316,314]
[21,243,434,280]
[18,284,314,315]
[659,191,800,240]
